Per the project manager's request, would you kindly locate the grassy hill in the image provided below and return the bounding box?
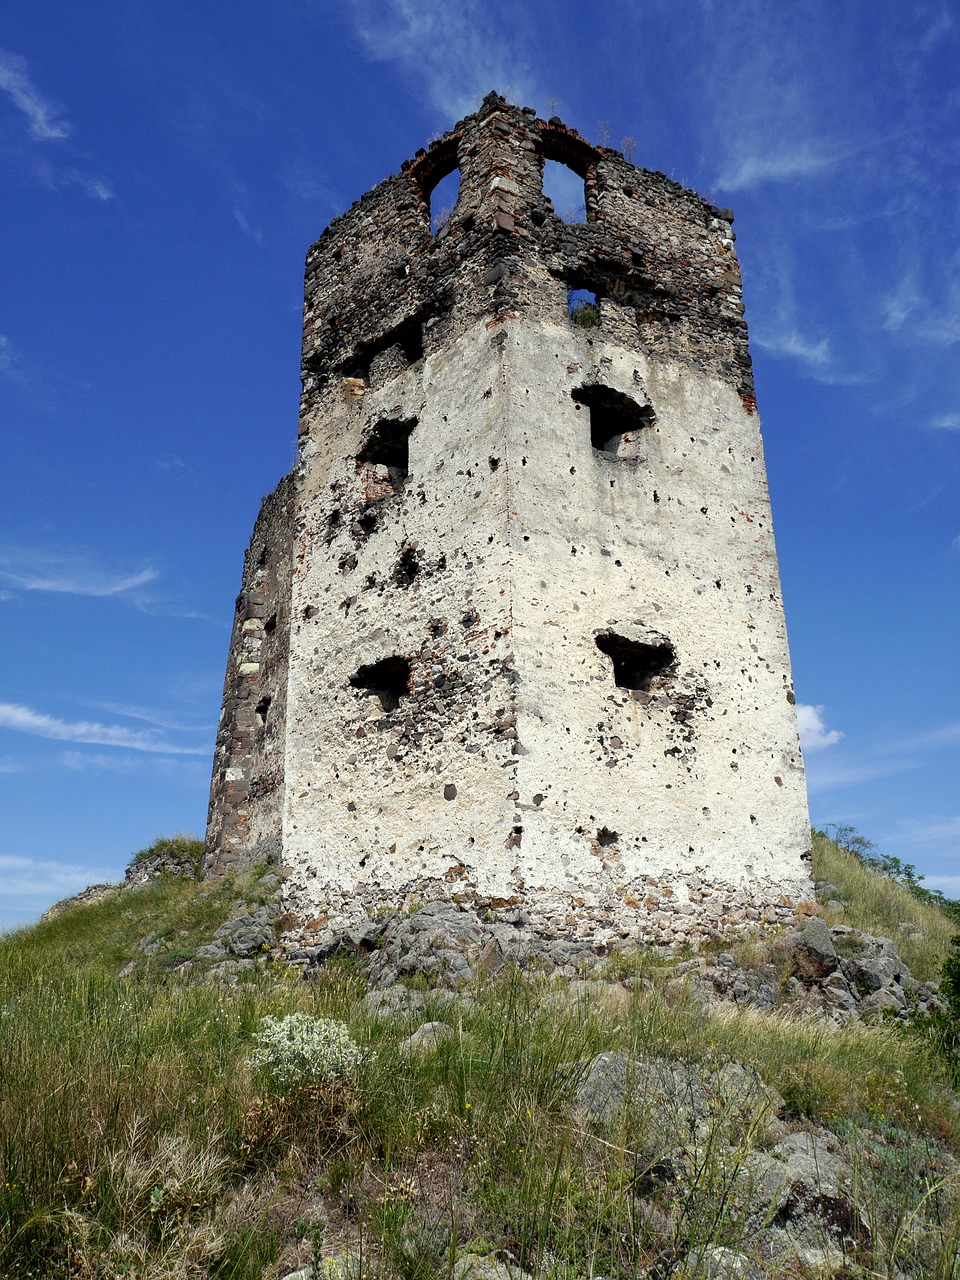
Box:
[1,835,958,1279]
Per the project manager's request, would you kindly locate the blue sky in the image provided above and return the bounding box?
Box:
[1,0,958,928]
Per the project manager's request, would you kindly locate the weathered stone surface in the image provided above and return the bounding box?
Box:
[792,916,839,982]
[573,1050,782,1136]
[205,93,812,943]
[398,1020,456,1056]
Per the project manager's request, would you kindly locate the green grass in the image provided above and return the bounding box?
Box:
[0,862,277,979]
[812,829,957,982]
[2,843,960,1277]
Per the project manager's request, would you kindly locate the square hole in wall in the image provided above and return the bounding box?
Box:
[595,631,675,691]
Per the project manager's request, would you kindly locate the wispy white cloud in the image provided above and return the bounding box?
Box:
[797,704,844,753]
[893,721,960,752]
[0,548,158,597]
[882,262,960,348]
[0,50,113,202]
[233,206,263,244]
[87,700,211,734]
[345,0,541,120]
[930,413,960,431]
[716,144,833,193]
[0,757,23,774]
[898,815,960,846]
[0,702,208,755]
[754,328,830,369]
[805,755,920,794]
[925,875,960,893]
[753,323,868,385]
[804,715,960,795]
[0,853,114,899]
[0,47,70,140]
[0,335,24,384]
[32,156,115,201]
[918,9,955,53]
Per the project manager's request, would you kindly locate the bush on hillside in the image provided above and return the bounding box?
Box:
[127,833,205,881]
[247,1013,365,1091]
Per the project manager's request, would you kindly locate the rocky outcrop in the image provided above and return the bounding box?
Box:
[698,919,944,1022]
[279,899,942,1025]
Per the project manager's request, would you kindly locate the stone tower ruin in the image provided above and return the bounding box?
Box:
[205,95,812,944]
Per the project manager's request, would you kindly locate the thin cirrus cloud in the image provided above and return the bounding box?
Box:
[0,47,70,140]
[715,143,833,193]
[0,548,158,598]
[0,47,113,201]
[0,702,209,755]
[345,0,541,121]
[804,717,960,796]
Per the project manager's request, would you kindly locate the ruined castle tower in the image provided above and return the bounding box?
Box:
[205,95,812,943]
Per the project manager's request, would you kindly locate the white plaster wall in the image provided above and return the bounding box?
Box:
[502,320,810,903]
[281,315,811,927]
[283,326,524,921]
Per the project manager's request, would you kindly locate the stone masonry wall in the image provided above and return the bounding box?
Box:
[205,95,812,942]
[205,474,295,874]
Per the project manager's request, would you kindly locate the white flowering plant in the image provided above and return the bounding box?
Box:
[247,1013,364,1091]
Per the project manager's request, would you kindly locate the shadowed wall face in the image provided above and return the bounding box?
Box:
[206,95,812,946]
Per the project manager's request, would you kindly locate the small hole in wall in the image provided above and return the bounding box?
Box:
[568,286,600,329]
[595,631,676,691]
[597,827,618,847]
[349,655,411,712]
[571,384,655,457]
[489,456,500,470]
[357,416,417,488]
[255,695,271,726]
[264,613,277,634]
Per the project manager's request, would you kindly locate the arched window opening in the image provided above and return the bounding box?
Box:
[571,385,655,458]
[411,137,461,238]
[543,158,586,223]
[595,632,675,692]
[350,655,411,712]
[429,167,461,234]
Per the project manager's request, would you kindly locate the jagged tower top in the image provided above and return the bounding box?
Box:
[299,93,753,418]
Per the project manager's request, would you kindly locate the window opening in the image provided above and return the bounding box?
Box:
[350,315,425,384]
[568,287,599,328]
[349,655,411,712]
[571,385,654,457]
[430,167,460,234]
[356,416,417,497]
[543,158,586,223]
[595,632,675,691]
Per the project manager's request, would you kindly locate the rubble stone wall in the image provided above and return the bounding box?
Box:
[205,474,295,874]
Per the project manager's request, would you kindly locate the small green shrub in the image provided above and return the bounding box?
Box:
[570,301,600,328]
[128,833,205,879]
[247,1013,364,1091]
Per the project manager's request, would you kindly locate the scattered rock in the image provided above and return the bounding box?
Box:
[574,1051,782,1138]
[399,1020,456,1056]
[41,883,116,921]
[792,917,838,983]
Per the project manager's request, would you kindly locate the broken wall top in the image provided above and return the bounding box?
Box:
[300,93,754,410]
